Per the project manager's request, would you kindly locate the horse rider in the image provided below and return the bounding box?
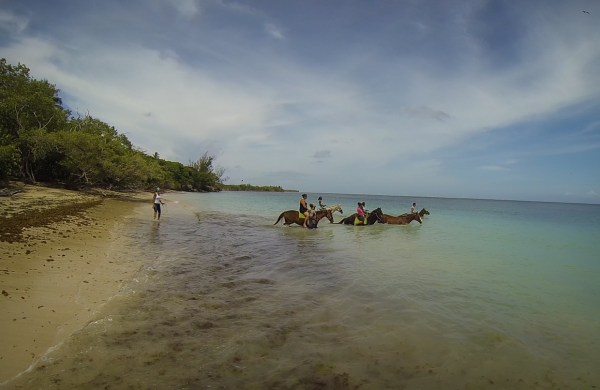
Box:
[356,202,366,224]
[361,201,368,214]
[307,203,317,228]
[318,196,327,210]
[299,193,309,228]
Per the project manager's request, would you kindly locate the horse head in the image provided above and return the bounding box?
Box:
[317,209,335,223]
[370,207,385,223]
[420,208,430,216]
[327,204,344,214]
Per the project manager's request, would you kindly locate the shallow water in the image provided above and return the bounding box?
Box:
[6,192,600,389]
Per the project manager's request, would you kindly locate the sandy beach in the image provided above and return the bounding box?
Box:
[0,184,148,383]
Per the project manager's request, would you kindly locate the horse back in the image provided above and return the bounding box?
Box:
[275,210,304,225]
[338,213,357,224]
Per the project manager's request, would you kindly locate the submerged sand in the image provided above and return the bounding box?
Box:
[0,184,149,382]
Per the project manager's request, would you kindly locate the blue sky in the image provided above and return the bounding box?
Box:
[1,0,599,203]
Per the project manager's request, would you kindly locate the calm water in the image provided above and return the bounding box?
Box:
[6,192,600,389]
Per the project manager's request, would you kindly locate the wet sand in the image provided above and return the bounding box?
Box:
[0,184,148,383]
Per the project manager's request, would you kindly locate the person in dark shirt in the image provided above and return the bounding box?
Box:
[299,193,309,228]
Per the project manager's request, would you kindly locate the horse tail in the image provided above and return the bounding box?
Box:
[274,212,285,225]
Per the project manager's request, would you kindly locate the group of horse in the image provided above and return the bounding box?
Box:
[273,204,430,228]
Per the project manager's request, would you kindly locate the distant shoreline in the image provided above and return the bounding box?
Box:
[220,184,297,192]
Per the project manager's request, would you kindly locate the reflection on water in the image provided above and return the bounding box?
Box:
[6,197,600,389]
[149,220,161,243]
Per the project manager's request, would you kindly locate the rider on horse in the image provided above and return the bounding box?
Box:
[299,194,309,227]
[356,202,366,223]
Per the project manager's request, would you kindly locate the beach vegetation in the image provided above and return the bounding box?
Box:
[0,144,20,184]
[221,183,290,192]
[0,58,223,192]
[188,152,224,191]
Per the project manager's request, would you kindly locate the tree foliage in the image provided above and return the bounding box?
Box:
[221,183,287,192]
[0,58,69,182]
[0,58,224,191]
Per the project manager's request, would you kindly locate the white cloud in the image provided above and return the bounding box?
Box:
[313,150,331,159]
[0,10,28,35]
[166,0,200,19]
[480,165,509,172]
[398,106,451,122]
[265,23,284,40]
[1,0,599,201]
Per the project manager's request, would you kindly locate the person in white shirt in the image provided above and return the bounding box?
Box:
[153,188,165,220]
[318,196,327,210]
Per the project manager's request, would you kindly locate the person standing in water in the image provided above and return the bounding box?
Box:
[153,188,165,220]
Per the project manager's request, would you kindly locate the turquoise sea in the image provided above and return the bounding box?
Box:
[6,192,600,389]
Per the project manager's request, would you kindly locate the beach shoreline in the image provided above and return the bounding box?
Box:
[0,184,149,383]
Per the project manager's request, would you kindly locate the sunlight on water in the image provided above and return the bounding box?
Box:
[7,193,600,389]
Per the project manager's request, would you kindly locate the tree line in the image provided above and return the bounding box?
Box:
[221,184,292,192]
[0,58,223,192]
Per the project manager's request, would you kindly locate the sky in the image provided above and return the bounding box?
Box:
[1,0,599,203]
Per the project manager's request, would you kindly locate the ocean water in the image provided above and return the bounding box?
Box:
[6,192,600,389]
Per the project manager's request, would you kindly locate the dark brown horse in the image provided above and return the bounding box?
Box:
[338,207,385,225]
[274,209,334,227]
[382,212,422,225]
[398,208,430,219]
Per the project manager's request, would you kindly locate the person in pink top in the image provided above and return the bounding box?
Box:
[356,201,365,223]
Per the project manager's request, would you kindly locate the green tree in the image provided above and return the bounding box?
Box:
[0,144,19,184]
[0,58,69,182]
[0,58,232,193]
[188,152,224,191]
[157,159,193,190]
[51,116,159,189]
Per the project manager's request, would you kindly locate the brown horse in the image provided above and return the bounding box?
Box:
[382,212,422,225]
[338,207,385,225]
[399,208,430,219]
[274,209,334,227]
